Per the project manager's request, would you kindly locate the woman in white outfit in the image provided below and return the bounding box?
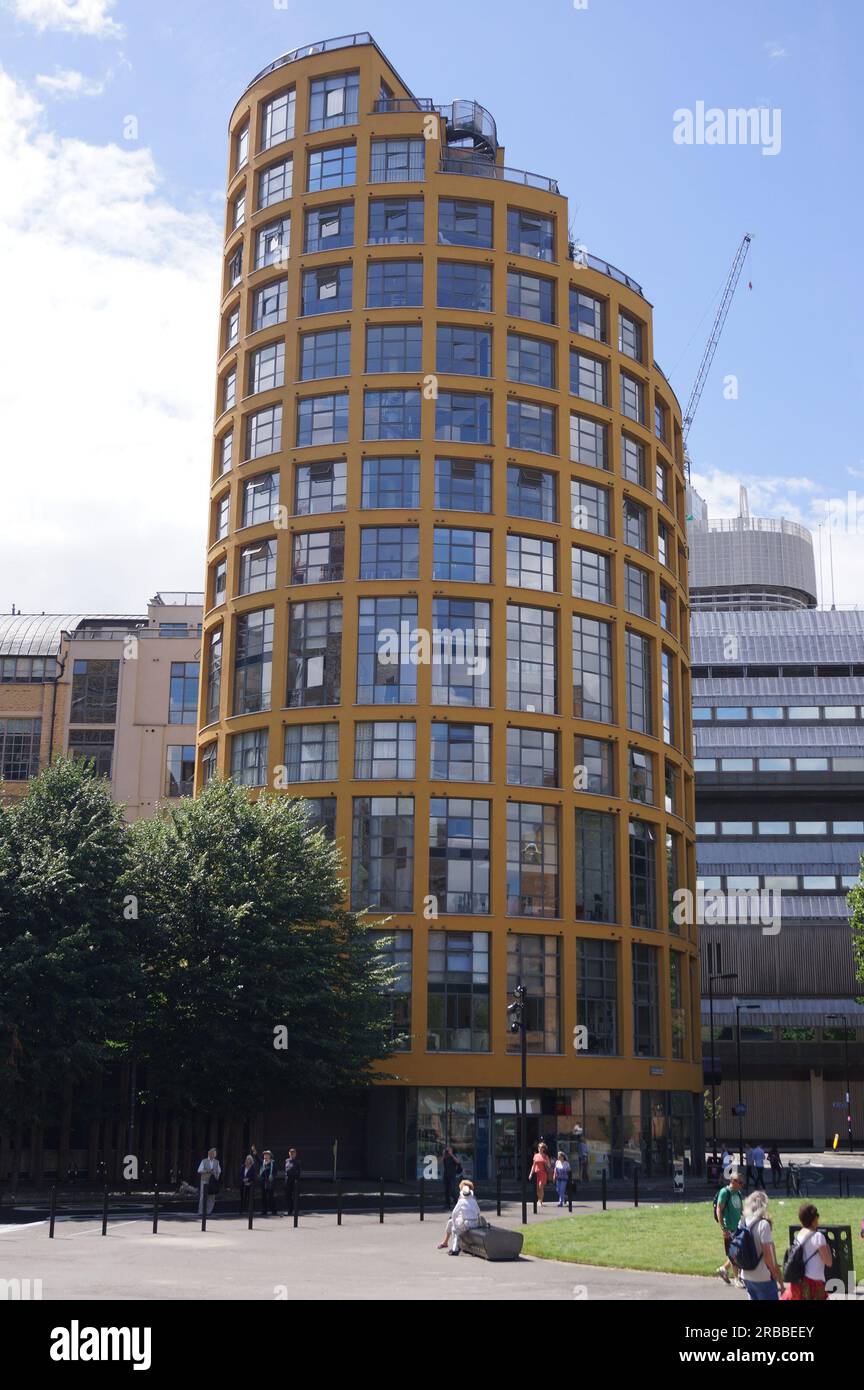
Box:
[197,1147,221,1216]
[437,1178,484,1256]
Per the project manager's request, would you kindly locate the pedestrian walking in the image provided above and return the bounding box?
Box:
[721,1145,733,1174]
[577,1137,589,1183]
[751,1142,766,1190]
[781,1203,833,1301]
[735,1191,784,1301]
[197,1148,221,1217]
[744,1143,755,1189]
[554,1152,571,1207]
[239,1153,255,1212]
[259,1149,276,1216]
[529,1142,553,1206]
[767,1143,783,1188]
[442,1145,463,1209]
[714,1164,745,1286]
[284,1147,301,1215]
[437,1179,484,1256]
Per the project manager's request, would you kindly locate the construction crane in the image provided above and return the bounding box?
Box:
[682,232,752,456]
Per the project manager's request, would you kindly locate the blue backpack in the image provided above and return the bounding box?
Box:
[727,1221,760,1272]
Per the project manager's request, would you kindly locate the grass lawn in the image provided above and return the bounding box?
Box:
[521,1198,863,1278]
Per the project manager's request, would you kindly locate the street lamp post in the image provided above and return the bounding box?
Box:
[508,983,528,1224]
[708,972,737,1161]
[735,1004,760,1171]
[827,1013,854,1154]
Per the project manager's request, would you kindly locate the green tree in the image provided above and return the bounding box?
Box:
[0,759,138,1133]
[848,869,864,998]
[129,778,397,1117]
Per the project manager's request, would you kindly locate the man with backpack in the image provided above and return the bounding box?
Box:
[714,1165,745,1286]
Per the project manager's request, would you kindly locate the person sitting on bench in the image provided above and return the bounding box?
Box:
[437,1179,485,1256]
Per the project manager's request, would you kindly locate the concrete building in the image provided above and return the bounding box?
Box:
[198,33,701,1178]
[0,593,203,819]
[689,490,864,1149]
[687,485,818,612]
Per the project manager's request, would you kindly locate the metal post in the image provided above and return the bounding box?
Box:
[709,973,718,1160]
[735,1005,745,1170]
[49,1185,56,1239]
[419,1177,424,1223]
[152,1185,159,1235]
[248,1181,254,1230]
[201,1196,207,1232]
[602,1168,607,1211]
[568,1177,573,1214]
[496,1169,502,1218]
[337,1181,342,1226]
[634,1168,639,1208]
[101,1183,109,1237]
[293,1178,300,1229]
[379,1178,384,1224]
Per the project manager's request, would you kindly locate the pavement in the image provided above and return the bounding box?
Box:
[0,1200,748,1302]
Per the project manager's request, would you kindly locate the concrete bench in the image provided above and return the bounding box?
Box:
[460,1223,524,1261]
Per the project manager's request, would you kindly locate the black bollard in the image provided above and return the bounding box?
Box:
[419,1178,424,1223]
[379,1177,385,1224]
[49,1186,56,1239]
[201,1196,207,1232]
[248,1182,254,1230]
[532,1183,537,1215]
[293,1178,299,1229]
[337,1181,342,1226]
[568,1177,573,1214]
[101,1183,109,1236]
[496,1170,502,1218]
[152,1185,159,1235]
[602,1168,607,1211]
[634,1169,639,1208]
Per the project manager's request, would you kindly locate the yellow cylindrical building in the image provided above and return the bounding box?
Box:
[199,33,701,1179]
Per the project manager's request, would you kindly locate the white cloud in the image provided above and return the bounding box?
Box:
[3,0,122,38]
[0,69,220,612]
[691,466,864,608]
[764,41,790,61]
[36,67,105,98]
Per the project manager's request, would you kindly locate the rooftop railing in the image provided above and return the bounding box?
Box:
[693,516,813,541]
[247,32,374,90]
[439,154,559,194]
[151,591,205,606]
[575,252,643,297]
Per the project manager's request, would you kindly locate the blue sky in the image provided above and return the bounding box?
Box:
[1,0,862,608]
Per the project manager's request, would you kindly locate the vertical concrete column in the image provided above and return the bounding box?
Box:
[809,1068,825,1150]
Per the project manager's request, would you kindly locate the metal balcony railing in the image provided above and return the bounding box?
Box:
[247,32,375,90]
[372,97,436,113]
[439,154,559,194]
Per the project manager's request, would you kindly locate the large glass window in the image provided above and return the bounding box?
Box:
[575,809,616,921]
[164,744,195,797]
[570,351,607,404]
[238,539,277,594]
[430,723,491,782]
[366,259,423,307]
[283,723,339,782]
[357,596,418,704]
[625,630,653,734]
[662,650,675,745]
[507,270,555,323]
[435,458,491,512]
[252,278,288,331]
[632,944,660,1056]
[572,616,613,722]
[71,659,119,723]
[291,529,344,584]
[576,938,618,1054]
[427,931,490,1052]
[624,562,651,617]
[507,399,556,454]
[437,261,492,311]
[372,929,412,1048]
[429,798,490,914]
[361,456,420,508]
[301,264,352,315]
[670,952,686,1060]
[258,157,292,209]
[368,196,424,244]
[308,72,359,131]
[304,201,354,253]
[369,138,425,183]
[569,288,606,340]
[507,333,555,388]
[286,599,342,707]
[297,392,349,446]
[355,721,417,779]
[168,661,199,724]
[507,534,556,591]
[629,820,657,930]
[618,312,643,361]
[623,497,650,553]
[255,216,290,270]
[351,796,415,910]
[431,598,491,707]
[620,371,645,424]
[359,526,419,580]
[307,143,356,191]
[506,727,558,788]
[249,341,285,394]
[507,464,557,522]
[507,936,561,1052]
[261,89,295,148]
[570,413,608,469]
[574,735,615,794]
[246,405,282,460]
[233,608,273,715]
[299,328,350,380]
[621,434,646,487]
[295,459,346,514]
[507,207,554,260]
[629,748,654,805]
[364,389,421,440]
[433,528,491,583]
[0,718,42,780]
[436,325,491,376]
[435,392,491,443]
[438,198,493,247]
[506,802,559,916]
[572,545,612,603]
[204,628,222,724]
[507,604,557,714]
[366,323,423,373]
[230,729,269,787]
[67,728,113,777]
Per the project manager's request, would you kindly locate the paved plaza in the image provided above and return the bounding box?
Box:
[1,1202,744,1302]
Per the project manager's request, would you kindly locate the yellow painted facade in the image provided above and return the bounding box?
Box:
[198,36,700,1113]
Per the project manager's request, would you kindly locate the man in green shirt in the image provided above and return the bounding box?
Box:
[715,1166,745,1285]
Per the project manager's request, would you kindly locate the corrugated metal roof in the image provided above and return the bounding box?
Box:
[697,843,860,871]
[0,613,146,657]
[701,998,864,1025]
[695,724,864,751]
[691,608,864,664]
[693,677,864,698]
